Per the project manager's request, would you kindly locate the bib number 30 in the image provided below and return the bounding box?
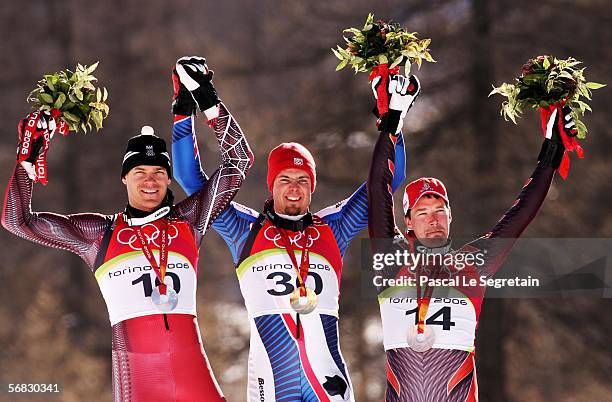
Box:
[266,271,323,296]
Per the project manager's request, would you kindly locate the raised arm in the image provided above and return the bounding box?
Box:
[2,114,112,269]
[462,105,574,277]
[367,132,402,240]
[170,57,254,240]
[170,59,257,261]
[174,101,253,234]
[319,74,419,256]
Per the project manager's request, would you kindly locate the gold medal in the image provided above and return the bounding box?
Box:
[407,325,435,352]
[290,287,318,314]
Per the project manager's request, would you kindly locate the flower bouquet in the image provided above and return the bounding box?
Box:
[20,62,109,185]
[28,62,109,134]
[490,55,604,178]
[333,13,434,115]
[489,55,604,139]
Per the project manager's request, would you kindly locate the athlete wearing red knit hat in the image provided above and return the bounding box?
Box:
[172,70,412,400]
[267,142,317,192]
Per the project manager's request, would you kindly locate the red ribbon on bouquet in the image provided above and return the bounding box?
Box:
[539,101,584,180]
[369,64,400,116]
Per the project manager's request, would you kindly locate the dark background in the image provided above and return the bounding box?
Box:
[1,1,611,401]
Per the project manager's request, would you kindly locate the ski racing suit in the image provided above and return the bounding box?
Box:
[2,103,253,402]
[367,129,565,402]
[172,115,406,401]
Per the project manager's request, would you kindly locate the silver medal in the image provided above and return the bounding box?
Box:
[151,286,179,312]
[407,325,436,352]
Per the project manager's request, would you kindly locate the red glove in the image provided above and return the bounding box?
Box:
[17,109,65,185]
[539,103,584,179]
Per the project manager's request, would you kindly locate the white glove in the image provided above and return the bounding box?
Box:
[372,74,421,134]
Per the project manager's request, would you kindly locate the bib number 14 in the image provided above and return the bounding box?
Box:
[405,306,456,330]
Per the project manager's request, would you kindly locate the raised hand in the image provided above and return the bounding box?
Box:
[17,110,57,182]
[372,74,421,134]
[175,56,220,120]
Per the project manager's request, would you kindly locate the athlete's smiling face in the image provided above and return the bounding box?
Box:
[404,195,452,247]
[272,168,312,216]
[122,165,171,212]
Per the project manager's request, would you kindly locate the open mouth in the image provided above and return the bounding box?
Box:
[285,195,301,202]
[140,189,159,195]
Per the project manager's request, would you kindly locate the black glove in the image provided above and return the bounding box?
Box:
[175,56,220,117]
[171,68,196,116]
[538,105,574,169]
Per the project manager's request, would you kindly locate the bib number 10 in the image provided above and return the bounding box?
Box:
[405,306,456,330]
[132,272,181,297]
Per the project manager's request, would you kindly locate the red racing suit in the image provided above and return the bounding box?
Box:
[2,103,253,401]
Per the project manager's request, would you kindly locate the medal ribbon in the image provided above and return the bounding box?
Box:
[416,269,435,334]
[408,234,440,335]
[276,227,311,297]
[134,218,169,295]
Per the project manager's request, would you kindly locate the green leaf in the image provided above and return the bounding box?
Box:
[38,92,53,104]
[53,92,66,109]
[543,57,551,70]
[343,28,361,35]
[401,50,418,58]
[336,59,349,71]
[573,99,592,113]
[586,82,606,89]
[331,47,343,60]
[91,110,103,129]
[390,55,404,69]
[85,61,99,75]
[378,54,388,64]
[61,101,75,111]
[62,111,80,123]
[102,87,108,102]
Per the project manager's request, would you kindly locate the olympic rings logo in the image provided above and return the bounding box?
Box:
[116,223,180,250]
[263,226,320,249]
